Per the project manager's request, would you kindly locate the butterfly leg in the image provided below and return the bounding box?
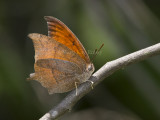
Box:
[86,80,94,89]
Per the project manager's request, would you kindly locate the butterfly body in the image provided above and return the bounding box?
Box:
[28,16,94,94]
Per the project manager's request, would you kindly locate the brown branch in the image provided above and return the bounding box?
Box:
[39,43,160,120]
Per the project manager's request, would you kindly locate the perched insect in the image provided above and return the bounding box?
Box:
[28,16,95,94]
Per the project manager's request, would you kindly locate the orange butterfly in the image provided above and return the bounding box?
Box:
[28,16,94,94]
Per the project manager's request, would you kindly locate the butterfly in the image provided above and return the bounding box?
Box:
[28,16,95,94]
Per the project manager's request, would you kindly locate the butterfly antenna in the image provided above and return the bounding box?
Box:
[91,49,97,62]
[91,43,104,62]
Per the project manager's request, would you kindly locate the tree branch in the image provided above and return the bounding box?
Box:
[39,43,160,120]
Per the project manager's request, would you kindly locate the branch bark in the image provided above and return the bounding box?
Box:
[39,43,160,120]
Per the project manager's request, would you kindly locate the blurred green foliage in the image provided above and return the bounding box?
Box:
[0,0,160,120]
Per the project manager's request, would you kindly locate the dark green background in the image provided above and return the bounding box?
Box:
[0,0,160,120]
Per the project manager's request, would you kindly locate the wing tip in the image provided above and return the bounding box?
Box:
[28,33,40,39]
[28,33,36,39]
[44,16,63,27]
[26,73,35,81]
[44,16,58,22]
[28,33,47,41]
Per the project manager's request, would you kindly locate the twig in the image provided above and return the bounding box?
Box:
[39,43,160,120]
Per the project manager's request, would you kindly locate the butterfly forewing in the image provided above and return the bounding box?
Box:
[44,16,90,63]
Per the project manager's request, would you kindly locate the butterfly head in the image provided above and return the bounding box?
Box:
[79,63,94,83]
[86,63,95,74]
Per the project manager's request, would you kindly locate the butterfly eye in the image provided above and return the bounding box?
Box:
[87,64,93,71]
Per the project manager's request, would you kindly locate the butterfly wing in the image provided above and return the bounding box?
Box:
[33,58,82,94]
[44,16,91,64]
[28,33,86,93]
